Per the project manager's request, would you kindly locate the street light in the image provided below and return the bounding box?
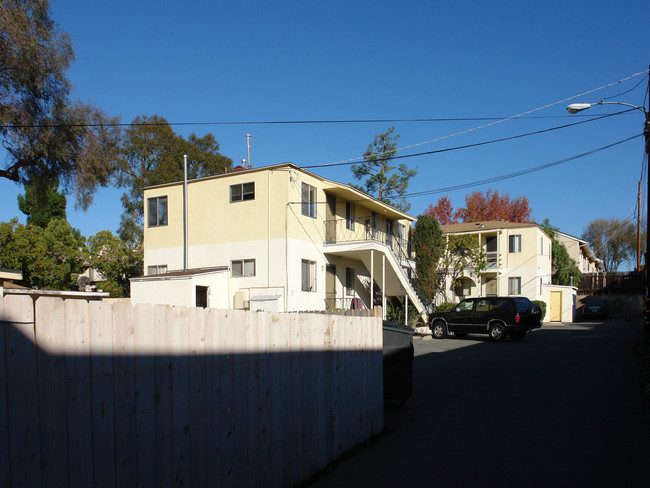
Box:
[566,78,650,330]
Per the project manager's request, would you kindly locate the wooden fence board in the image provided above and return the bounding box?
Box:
[36,297,69,487]
[5,295,41,488]
[256,312,272,484]
[133,303,156,487]
[217,309,236,488]
[154,305,174,486]
[203,308,222,486]
[171,306,191,487]
[188,307,207,488]
[112,302,137,487]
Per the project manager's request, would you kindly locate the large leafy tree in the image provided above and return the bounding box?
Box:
[412,215,444,303]
[351,127,417,212]
[582,218,636,272]
[437,234,487,302]
[0,0,120,208]
[0,217,85,290]
[116,115,232,241]
[453,190,531,223]
[87,230,142,297]
[540,219,581,286]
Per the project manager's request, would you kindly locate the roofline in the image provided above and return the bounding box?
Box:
[441,221,551,240]
[130,266,229,282]
[142,162,416,221]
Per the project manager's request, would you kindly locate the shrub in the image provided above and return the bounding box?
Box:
[436,302,457,312]
[533,300,547,322]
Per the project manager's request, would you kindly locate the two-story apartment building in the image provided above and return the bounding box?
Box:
[130,163,426,319]
[438,221,553,304]
[555,230,603,274]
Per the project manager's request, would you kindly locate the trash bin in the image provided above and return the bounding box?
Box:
[382,322,414,405]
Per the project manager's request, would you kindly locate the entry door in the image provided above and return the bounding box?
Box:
[550,291,562,322]
[326,265,337,309]
[325,195,337,243]
[485,277,497,296]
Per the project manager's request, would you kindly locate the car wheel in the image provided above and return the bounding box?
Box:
[432,321,447,339]
[489,323,506,342]
[509,330,526,341]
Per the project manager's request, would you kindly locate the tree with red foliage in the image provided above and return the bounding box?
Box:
[453,190,531,223]
[424,196,457,225]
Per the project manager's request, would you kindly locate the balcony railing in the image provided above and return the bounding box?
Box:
[323,217,411,259]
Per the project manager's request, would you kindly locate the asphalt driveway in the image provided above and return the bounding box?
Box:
[307,318,650,487]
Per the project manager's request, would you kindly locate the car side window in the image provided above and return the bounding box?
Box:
[475,299,491,312]
[456,300,473,312]
[494,299,512,311]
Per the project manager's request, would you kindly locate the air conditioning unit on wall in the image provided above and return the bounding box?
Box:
[234,290,250,310]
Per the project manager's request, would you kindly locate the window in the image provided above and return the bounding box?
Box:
[345,267,355,296]
[230,182,255,202]
[148,196,168,227]
[509,234,522,253]
[147,264,167,275]
[508,277,521,295]
[346,202,355,230]
[301,183,317,218]
[231,259,256,277]
[302,259,317,292]
[196,286,208,308]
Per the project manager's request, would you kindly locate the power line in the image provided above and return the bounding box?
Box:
[300,110,635,169]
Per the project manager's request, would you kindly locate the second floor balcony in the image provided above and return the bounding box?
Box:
[323,217,411,261]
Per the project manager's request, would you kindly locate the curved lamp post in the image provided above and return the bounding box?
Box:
[567,85,650,329]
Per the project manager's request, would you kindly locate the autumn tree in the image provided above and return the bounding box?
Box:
[582,218,636,272]
[454,189,531,223]
[1,0,120,207]
[351,127,417,212]
[540,219,581,286]
[424,196,457,225]
[116,115,232,242]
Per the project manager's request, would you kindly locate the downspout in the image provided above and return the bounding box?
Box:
[183,154,188,271]
[268,170,271,288]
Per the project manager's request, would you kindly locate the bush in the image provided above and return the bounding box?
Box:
[533,300,547,322]
[436,302,457,312]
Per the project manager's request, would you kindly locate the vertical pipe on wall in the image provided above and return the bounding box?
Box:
[183,154,188,271]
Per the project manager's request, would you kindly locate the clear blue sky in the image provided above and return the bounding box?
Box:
[1,1,648,257]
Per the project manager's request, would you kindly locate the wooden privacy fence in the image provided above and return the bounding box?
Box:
[0,295,384,488]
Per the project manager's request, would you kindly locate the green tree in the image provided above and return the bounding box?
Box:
[87,230,143,297]
[0,0,120,208]
[17,175,67,227]
[437,233,487,303]
[540,219,581,286]
[351,127,417,212]
[116,115,232,241]
[582,218,636,272]
[0,218,85,290]
[412,215,444,303]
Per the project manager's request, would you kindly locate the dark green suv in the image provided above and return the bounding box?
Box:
[429,296,542,342]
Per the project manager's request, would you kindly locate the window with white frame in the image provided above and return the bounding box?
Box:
[231,259,256,277]
[302,259,317,292]
[147,264,168,275]
[345,267,355,296]
[230,182,255,202]
[508,277,521,295]
[301,183,317,218]
[509,234,522,253]
[147,196,168,227]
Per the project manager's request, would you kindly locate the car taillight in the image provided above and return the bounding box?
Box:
[516,313,520,323]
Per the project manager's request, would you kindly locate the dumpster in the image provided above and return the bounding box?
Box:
[382,322,414,405]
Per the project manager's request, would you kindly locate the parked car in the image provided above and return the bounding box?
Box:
[429,296,542,342]
[582,298,609,320]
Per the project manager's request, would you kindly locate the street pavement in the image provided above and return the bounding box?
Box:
[307,318,650,487]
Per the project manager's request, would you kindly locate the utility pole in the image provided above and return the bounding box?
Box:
[638,179,642,271]
[645,65,650,330]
